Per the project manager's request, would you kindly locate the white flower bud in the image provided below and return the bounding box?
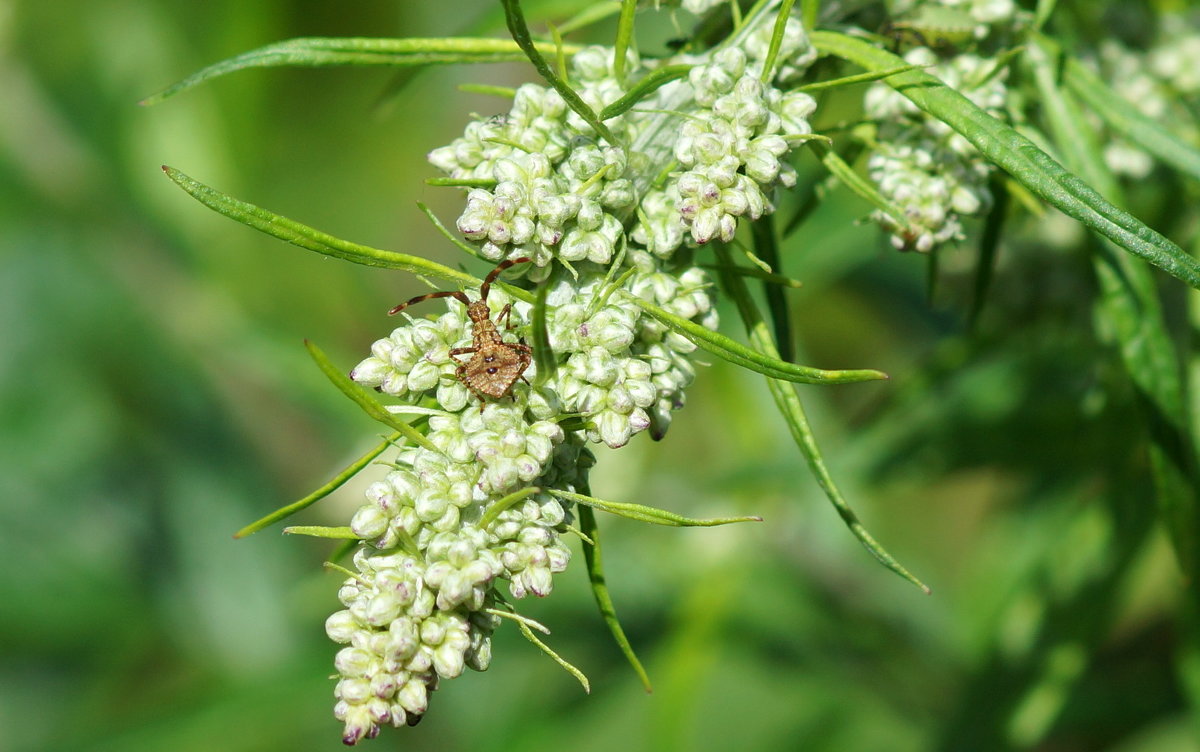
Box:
[351,505,390,540]
[335,647,375,678]
[396,679,429,715]
[326,610,359,643]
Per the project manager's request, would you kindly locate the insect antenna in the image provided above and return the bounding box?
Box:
[388,290,471,316]
[479,256,532,301]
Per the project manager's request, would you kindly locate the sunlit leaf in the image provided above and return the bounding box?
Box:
[142,36,581,104]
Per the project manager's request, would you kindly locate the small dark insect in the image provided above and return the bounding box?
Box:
[388,257,533,406]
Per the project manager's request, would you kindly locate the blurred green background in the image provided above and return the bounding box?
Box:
[3,1,1198,750]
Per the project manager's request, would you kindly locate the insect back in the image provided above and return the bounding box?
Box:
[386,257,534,407]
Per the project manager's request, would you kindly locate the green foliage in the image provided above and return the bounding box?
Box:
[7,1,1200,750]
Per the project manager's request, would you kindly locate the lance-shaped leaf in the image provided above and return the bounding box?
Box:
[627,295,888,384]
[808,141,916,237]
[284,526,361,539]
[599,65,693,120]
[142,37,581,104]
[162,166,479,286]
[715,246,930,594]
[305,340,440,454]
[531,283,557,387]
[810,31,1200,290]
[549,489,762,527]
[797,64,924,93]
[235,433,400,538]
[577,505,652,692]
[514,618,590,693]
[1063,53,1200,183]
[501,0,618,146]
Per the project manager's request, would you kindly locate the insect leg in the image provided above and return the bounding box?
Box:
[448,346,477,366]
[389,290,470,316]
[479,256,532,301]
[497,303,514,332]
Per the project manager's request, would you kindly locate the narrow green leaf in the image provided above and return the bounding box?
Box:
[558,1,622,35]
[760,0,798,83]
[627,295,889,384]
[699,264,804,288]
[809,141,915,234]
[1027,36,1198,579]
[234,433,400,538]
[416,201,482,260]
[425,177,497,188]
[751,216,794,364]
[599,65,693,120]
[801,0,820,31]
[781,141,865,238]
[283,525,361,539]
[501,0,618,146]
[515,620,591,693]
[1033,0,1057,32]
[967,173,1009,330]
[716,247,930,593]
[479,486,542,529]
[613,0,637,84]
[161,166,479,287]
[531,282,557,387]
[797,64,923,92]
[304,340,441,453]
[549,489,762,527]
[142,37,581,104]
[1064,55,1200,183]
[700,265,806,287]
[485,607,550,634]
[326,539,359,566]
[457,82,516,98]
[577,504,652,692]
[811,30,1200,290]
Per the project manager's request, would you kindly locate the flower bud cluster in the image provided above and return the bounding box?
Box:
[864,47,1007,252]
[326,548,501,745]
[637,46,818,249]
[428,49,640,278]
[324,16,822,741]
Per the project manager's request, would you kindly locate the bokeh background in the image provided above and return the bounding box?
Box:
[3,1,1198,750]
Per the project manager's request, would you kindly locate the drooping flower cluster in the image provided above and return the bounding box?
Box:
[324,13,822,741]
[864,45,1010,252]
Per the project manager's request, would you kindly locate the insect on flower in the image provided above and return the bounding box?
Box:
[388,257,534,405]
